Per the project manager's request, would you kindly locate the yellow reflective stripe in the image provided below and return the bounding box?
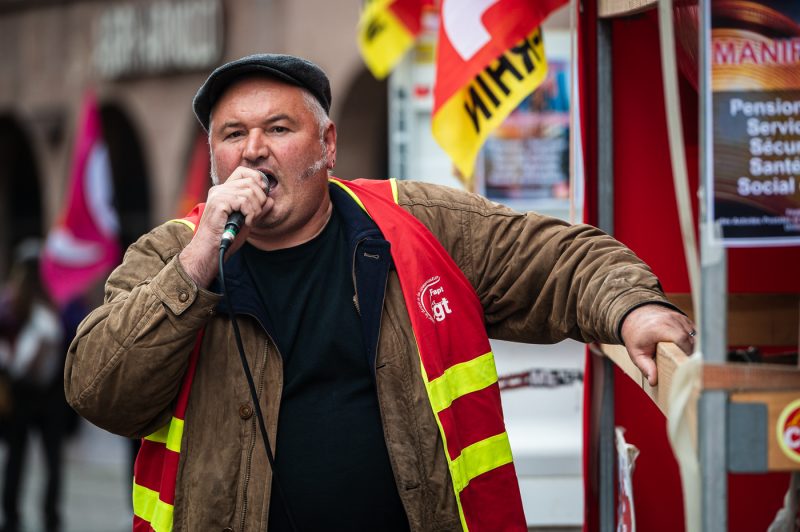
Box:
[164,418,184,453]
[449,432,514,494]
[132,481,174,532]
[143,417,184,453]
[144,423,169,444]
[426,352,498,413]
[417,356,469,529]
[389,178,399,204]
[329,178,369,214]
[168,218,196,231]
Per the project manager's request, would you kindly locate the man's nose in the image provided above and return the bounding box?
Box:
[242,129,269,163]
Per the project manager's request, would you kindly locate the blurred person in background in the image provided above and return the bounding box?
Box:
[0,240,66,532]
[65,54,694,531]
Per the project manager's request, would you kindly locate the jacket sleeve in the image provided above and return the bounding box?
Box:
[397,181,672,345]
[64,222,221,438]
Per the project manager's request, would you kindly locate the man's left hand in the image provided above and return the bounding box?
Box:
[620,304,696,386]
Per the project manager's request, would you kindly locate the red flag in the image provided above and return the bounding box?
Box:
[434,0,565,101]
[41,92,121,307]
[176,130,211,216]
[431,0,568,181]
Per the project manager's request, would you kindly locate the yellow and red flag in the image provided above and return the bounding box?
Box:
[431,0,567,183]
[358,0,433,79]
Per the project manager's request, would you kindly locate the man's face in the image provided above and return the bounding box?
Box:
[209,76,336,243]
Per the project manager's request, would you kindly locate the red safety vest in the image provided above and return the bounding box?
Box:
[132,180,526,531]
[132,204,204,532]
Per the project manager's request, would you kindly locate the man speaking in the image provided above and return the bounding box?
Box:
[65,54,694,532]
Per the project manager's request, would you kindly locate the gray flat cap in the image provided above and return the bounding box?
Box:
[193,53,331,132]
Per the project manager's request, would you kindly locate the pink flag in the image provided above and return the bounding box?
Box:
[41,91,121,307]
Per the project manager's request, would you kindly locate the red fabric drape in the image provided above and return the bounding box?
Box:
[581,6,797,532]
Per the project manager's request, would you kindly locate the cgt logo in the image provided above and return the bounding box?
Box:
[417,276,453,323]
[777,398,800,464]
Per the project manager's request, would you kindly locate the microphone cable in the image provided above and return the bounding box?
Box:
[218,245,299,532]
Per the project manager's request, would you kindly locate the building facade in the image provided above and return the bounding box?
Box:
[0,0,387,275]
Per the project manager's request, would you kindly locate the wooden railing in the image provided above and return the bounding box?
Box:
[593,342,690,416]
[593,292,800,472]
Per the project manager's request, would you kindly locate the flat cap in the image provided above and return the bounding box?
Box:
[193,53,331,132]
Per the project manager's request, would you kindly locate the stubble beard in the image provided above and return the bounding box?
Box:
[207,143,329,233]
[300,145,329,180]
[210,156,220,186]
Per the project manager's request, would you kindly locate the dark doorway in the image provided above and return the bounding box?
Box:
[99,104,151,251]
[0,116,43,278]
[335,68,389,180]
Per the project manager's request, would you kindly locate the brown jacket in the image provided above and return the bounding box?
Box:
[65,180,669,531]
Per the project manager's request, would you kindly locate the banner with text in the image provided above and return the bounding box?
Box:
[432,26,550,182]
[481,58,570,203]
[431,0,567,183]
[710,0,800,245]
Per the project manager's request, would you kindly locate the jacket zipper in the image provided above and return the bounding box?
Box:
[373,272,389,372]
[239,335,270,532]
[356,242,415,516]
[350,237,388,372]
[351,238,365,315]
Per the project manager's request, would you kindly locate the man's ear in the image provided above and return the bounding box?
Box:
[324,122,337,169]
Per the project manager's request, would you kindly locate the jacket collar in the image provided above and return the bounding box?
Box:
[211,181,387,324]
[329,178,386,247]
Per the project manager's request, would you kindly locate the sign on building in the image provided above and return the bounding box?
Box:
[93,0,223,80]
[709,0,800,246]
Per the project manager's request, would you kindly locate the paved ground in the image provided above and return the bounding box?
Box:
[1,419,132,532]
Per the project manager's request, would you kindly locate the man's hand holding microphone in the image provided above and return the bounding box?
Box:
[179,167,272,288]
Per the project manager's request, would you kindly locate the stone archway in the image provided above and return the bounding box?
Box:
[99,103,151,250]
[0,115,44,277]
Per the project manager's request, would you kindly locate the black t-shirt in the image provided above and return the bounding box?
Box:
[242,208,408,531]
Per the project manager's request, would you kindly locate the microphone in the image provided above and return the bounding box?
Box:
[220,171,271,251]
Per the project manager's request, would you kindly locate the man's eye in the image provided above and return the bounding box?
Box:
[225,131,244,140]
[271,126,288,133]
